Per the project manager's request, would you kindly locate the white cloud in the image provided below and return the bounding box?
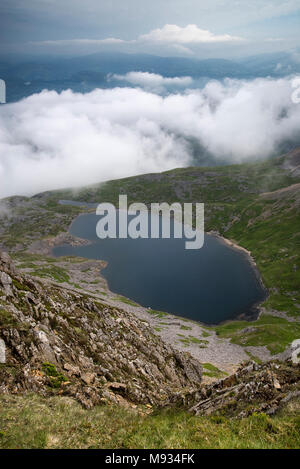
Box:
[111,72,193,91]
[0,88,190,198]
[139,24,243,44]
[0,76,300,198]
[30,24,243,52]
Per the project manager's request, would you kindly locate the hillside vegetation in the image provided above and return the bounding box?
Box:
[1,393,299,449]
[1,150,300,449]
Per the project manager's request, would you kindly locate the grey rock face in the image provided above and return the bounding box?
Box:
[0,271,13,296]
[0,338,5,363]
[0,250,202,408]
[170,360,300,418]
[291,339,300,364]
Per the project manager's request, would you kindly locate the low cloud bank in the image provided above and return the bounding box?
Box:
[32,24,243,56]
[0,76,300,198]
[139,24,243,45]
[111,72,193,92]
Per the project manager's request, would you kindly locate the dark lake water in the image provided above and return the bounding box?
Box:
[53,211,266,324]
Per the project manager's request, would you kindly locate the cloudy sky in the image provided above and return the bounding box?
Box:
[1,76,300,198]
[1,1,300,198]
[1,0,300,58]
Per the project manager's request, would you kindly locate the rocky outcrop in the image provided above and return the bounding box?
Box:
[282,147,300,176]
[170,360,300,418]
[0,251,202,408]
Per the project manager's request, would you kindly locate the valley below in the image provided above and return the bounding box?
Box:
[1,147,300,448]
[1,147,300,369]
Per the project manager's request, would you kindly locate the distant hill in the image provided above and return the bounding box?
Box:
[238,50,300,77]
[0,52,251,81]
[1,50,299,102]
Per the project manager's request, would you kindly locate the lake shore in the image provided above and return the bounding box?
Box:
[21,222,277,378]
[208,230,269,322]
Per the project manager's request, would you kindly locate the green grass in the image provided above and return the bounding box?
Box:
[29,265,70,283]
[12,253,59,264]
[226,199,300,319]
[177,335,209,348]
[180,325,192,331]
[215,314,300,355]
[0,394,299,449]
[41,363,68,389]
[1,201,81,248]
[114,295,140,307]
[148,309,168,318]
[202,363,226,378]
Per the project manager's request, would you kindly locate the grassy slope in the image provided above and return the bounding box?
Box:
[215,182,300,354]
[0,394,299,449]
[0,197,82,249]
